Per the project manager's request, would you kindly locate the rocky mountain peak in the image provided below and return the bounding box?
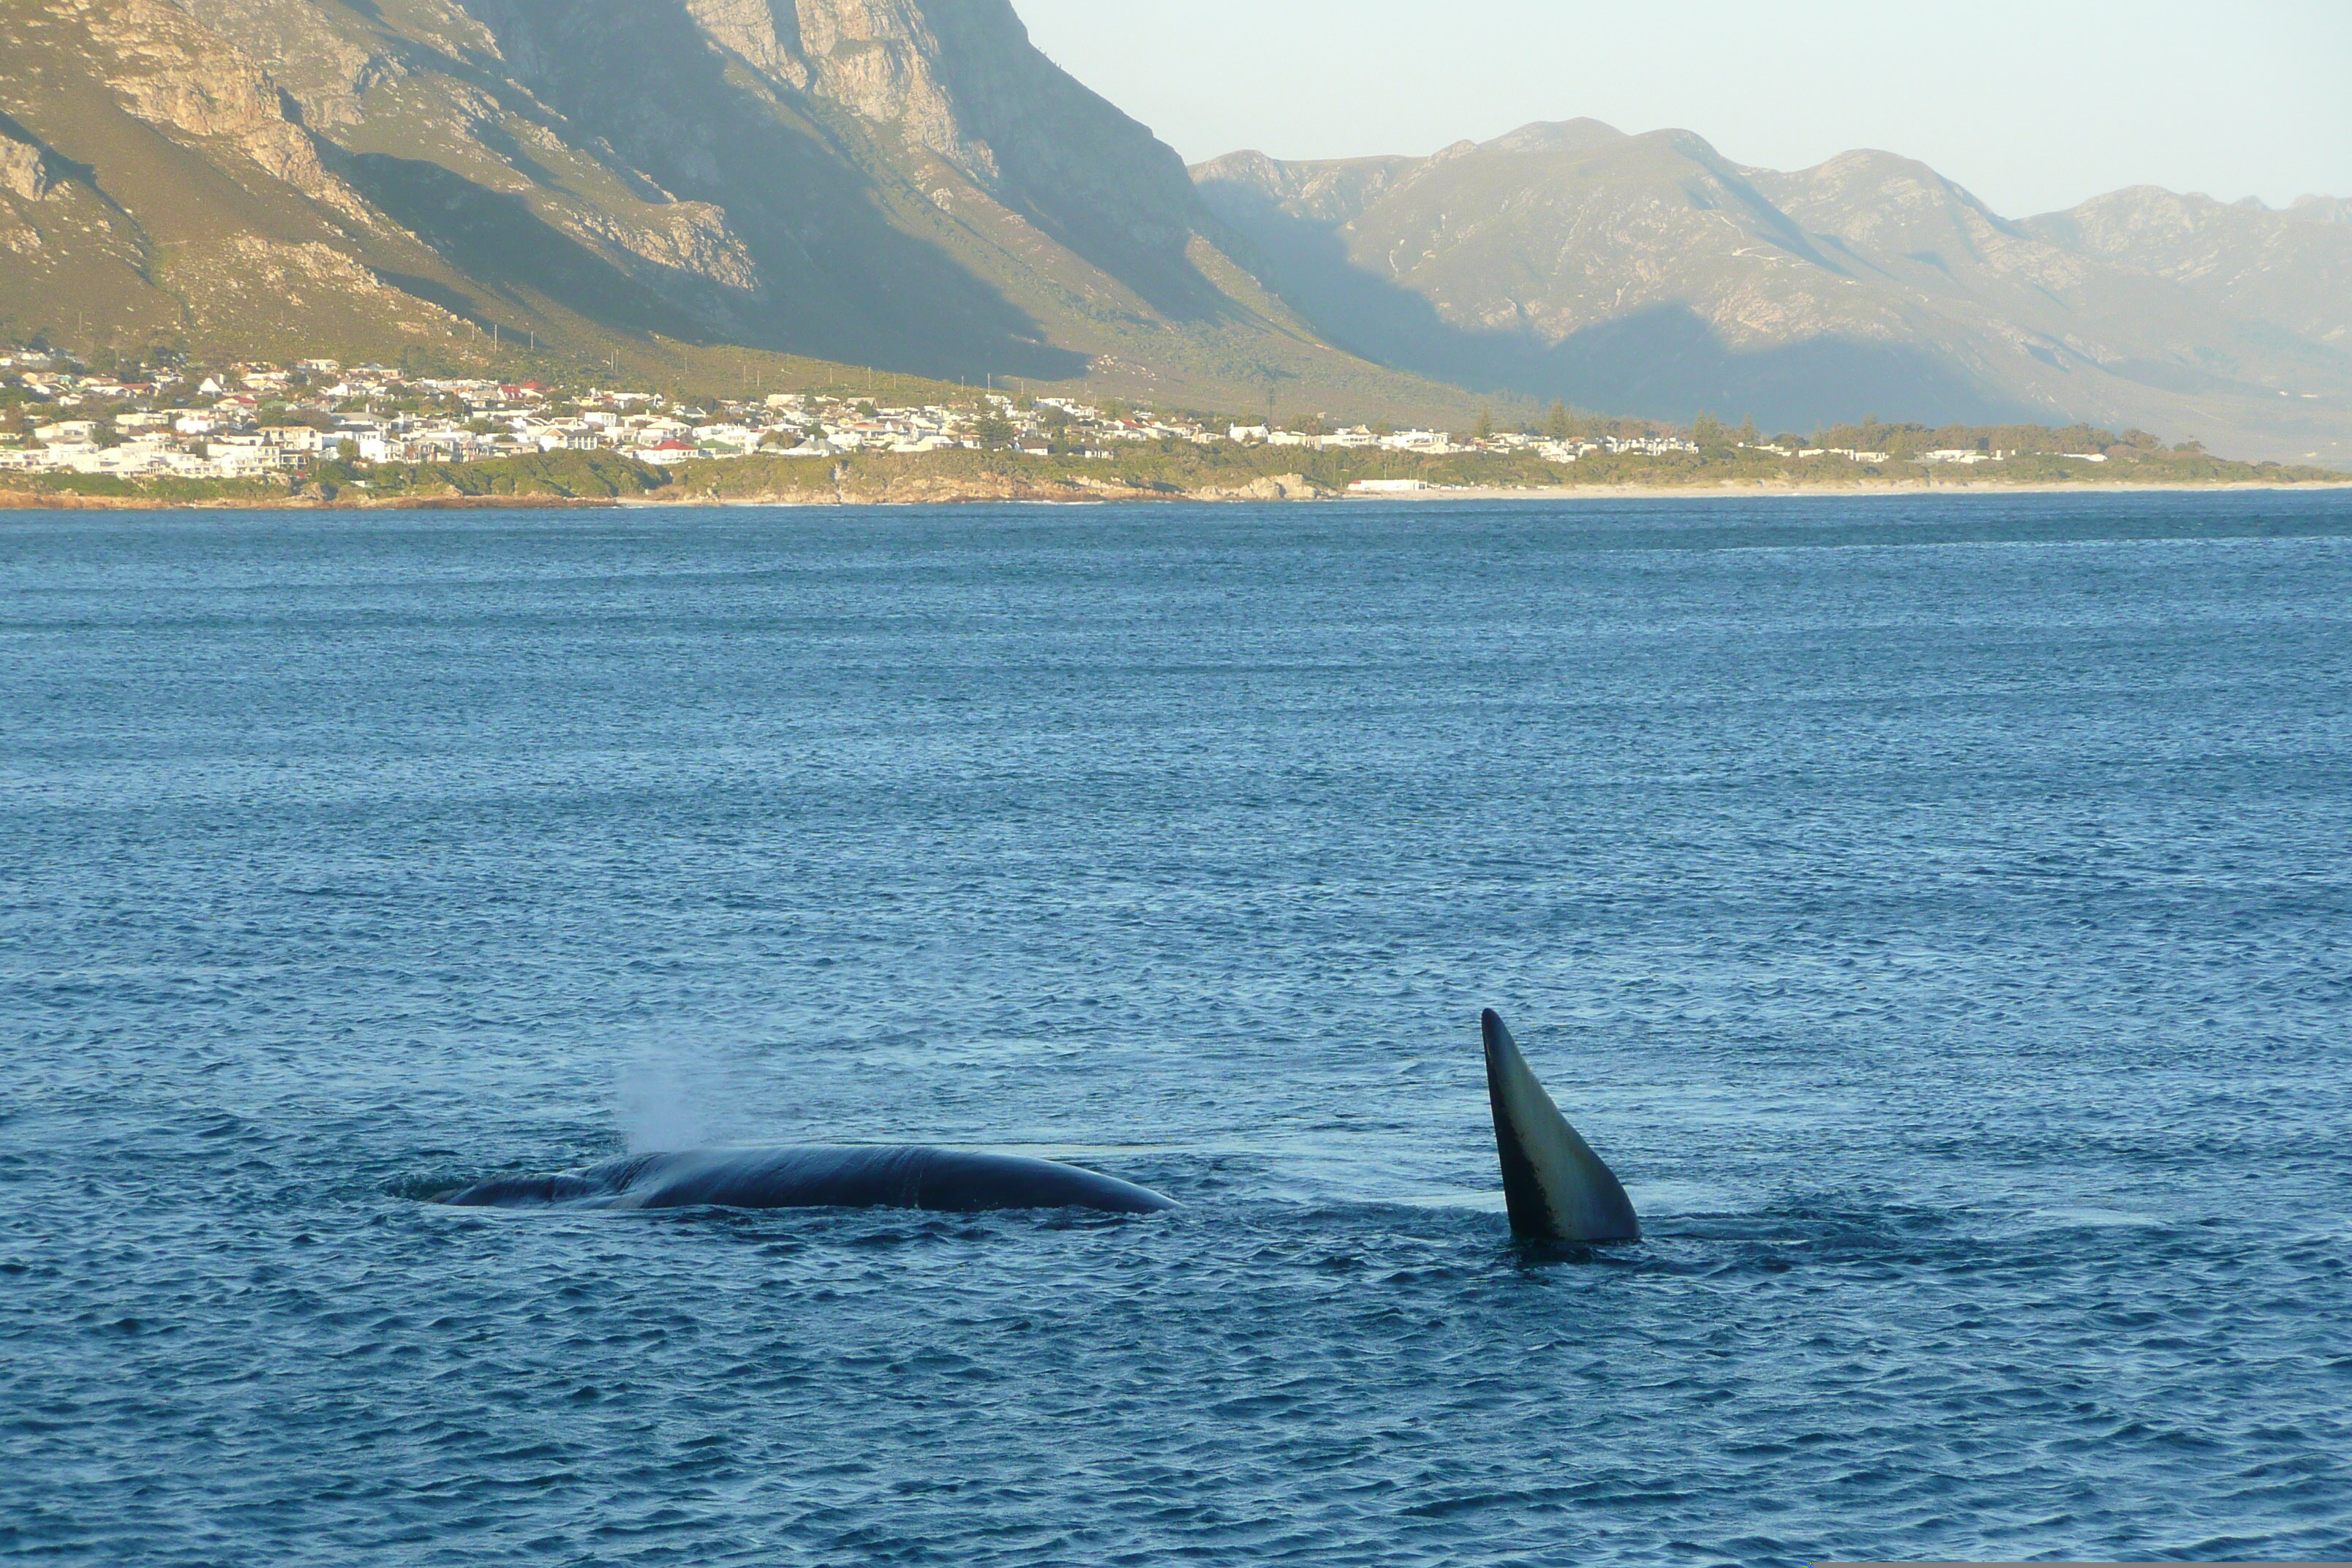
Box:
[1757,148,2019,257]
[1477,118,1626,157]
[682,0,1001,181]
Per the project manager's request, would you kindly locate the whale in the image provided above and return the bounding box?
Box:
[441,1011,1635,1237]
[1482,1009,1640,1243]
[440,1144,1178,1216]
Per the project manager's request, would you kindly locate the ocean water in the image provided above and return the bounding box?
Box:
[4,491,2350,1567]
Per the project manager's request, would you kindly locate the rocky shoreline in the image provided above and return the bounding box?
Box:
[8,474,2350,513]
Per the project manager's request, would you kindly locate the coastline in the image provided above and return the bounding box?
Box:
[0,489,625,513]
[1338,478,2352,503]
[7,476,2351,513]
[627,476,2352,508]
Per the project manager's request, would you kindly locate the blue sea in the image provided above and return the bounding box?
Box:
[4,492,2351,1566]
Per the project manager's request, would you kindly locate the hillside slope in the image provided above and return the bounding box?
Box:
[0,0,1466,416]
[1196,122,2352,463]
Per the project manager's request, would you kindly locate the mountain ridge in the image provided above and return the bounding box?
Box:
[4,7,2345,459]
[1194,120,2352,464]
[0,0,1480,418]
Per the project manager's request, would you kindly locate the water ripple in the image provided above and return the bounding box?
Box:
[2,494,2349,1564]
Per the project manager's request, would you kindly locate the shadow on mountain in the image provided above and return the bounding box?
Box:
[344,154,705,340]
[921,1,1237,325]
[368,269,482,325]
[1206,185,2029,429]
[0,110,94,200]
[456,0,1088,382]
[1542,310,2031,429]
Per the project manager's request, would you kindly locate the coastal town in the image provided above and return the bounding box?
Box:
[0,350,1676,478]
[0,349,2304,505]
[0,349,1907,485]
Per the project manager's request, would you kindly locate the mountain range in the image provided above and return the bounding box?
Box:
[1195,121,2352,464]
[0,0,1463,416]
[2,0,2346,463]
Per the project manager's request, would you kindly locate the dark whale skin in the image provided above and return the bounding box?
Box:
[441,1145,1177,1216]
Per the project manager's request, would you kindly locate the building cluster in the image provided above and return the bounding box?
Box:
[1828,446,2104,465]
[1224,424,1681,463]
[5,350,2019,482]
[0,355,1349,478]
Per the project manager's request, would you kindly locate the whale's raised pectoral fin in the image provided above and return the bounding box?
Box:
[1482,1009,1640,1243]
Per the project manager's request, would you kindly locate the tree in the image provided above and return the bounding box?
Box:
[1691,411,1724,447]
[1547,401,1571,441]
[1474,408,1496,442]
[1737,415,1759,447]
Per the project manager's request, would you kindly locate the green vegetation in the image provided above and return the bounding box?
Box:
[659,444,1575,502]
[5,421,2336,511]
[4,450,668,506]
[302,451,668,502]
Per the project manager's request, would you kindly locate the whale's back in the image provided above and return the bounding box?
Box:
[442,1145,1177,1216]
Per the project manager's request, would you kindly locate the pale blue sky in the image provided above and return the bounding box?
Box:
[1012,0,2352,219]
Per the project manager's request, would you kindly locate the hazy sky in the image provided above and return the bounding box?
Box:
[1012,1,2352,219]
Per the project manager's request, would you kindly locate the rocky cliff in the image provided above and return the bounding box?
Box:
[0,0,1449,415]
[0,0,465,356]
